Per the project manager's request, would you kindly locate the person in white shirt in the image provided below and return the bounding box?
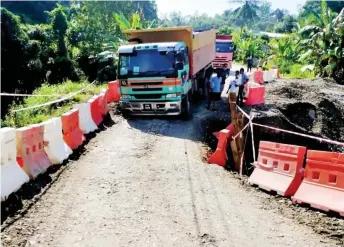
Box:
[207,71,222,110]
[238,68,249,105]
[227,70,240,95]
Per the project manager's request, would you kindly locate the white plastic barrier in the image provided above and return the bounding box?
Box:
[272,69,278,79]
[73,102,98,134]
[43,117,72,164]
[263,70,274,82]
[248,72,254,83]
[1,127,29,201]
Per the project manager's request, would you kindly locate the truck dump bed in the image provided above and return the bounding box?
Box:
[123,27,216,76]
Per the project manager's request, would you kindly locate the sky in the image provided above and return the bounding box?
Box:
[156,0,307,17]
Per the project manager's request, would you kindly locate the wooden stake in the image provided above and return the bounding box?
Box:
[228,92,244,172]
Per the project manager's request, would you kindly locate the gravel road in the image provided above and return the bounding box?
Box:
[1,70,343,247]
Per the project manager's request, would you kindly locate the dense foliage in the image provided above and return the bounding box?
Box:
[1,1,158,117]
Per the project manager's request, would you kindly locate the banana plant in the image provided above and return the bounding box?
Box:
[114,12,142,31]
[297,1,343,79]
[113,12,157,32]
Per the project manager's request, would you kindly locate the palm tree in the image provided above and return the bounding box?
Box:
[232,0,259,30]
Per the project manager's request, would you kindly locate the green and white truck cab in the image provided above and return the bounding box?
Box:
[118,41,192,116]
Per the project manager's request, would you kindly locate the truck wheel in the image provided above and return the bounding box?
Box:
[181,94,192,120]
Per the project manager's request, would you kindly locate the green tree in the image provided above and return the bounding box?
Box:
[1,1,70,24]
[50,4,68,57]
[232,1,259,29]
[114,13,143,31]
[298,2,344,80]
[218,26,233,34]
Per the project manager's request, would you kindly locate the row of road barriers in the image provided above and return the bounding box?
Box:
[249,141,344,216]
[1,81,121,201]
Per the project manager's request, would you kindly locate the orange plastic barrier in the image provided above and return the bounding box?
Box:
[253,71,264,84]
[16,124,52,179]
[244,86,265,106]
[107,80,121,103]
[213,124,234,139]
[208,129,230,166]
[62,109,85,150]
[292,150,344,216]
[248,141,307,196]
[88,95,103,126]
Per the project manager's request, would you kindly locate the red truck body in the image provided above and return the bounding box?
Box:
[212,34,233,72]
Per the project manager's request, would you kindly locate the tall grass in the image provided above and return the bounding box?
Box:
[1,80,106,128]
[283,64,315,79]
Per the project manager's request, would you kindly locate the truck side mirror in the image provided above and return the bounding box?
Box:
[175,61,184,70]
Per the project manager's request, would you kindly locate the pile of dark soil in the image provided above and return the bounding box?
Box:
[265,78,344,144]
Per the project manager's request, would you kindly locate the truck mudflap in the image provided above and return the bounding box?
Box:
[120,101,181,115]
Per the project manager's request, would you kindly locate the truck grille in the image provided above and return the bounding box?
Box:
[214,58,228,62]
[130,81,163,86]
[134,94,162,99]
[132,88,162,92]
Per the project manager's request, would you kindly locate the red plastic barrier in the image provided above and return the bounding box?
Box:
[16,124,52,179]
[254,71,264,84]
[99,92,109,117]
[244,86,265,106]
[88,95,103,125]
[62,109,85,150]
[208,129,230,166]
[248,141,307,196]
[107,80,121,103]
[292,150,344,216]
[213,124,234,139]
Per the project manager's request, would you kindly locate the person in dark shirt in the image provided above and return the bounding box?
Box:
[246,56,253,72]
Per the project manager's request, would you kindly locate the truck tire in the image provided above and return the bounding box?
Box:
[181,94,192,120]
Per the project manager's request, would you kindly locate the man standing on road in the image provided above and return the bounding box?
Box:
[246,56,253,72]
[207,71,222,110]
[237,68,249,106]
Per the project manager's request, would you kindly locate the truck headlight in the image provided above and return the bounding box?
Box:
[166,93,180,98]
[121,95,130,99]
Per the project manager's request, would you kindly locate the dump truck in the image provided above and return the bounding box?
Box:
[212,34,234,76]
[117,26,216,119]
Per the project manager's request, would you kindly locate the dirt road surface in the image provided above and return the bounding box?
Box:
[2,72,343,247]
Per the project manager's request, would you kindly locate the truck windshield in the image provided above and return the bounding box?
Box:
[118,49,176,78]
[216,42,234,53]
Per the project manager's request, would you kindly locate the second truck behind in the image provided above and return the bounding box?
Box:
[212,34,234,76]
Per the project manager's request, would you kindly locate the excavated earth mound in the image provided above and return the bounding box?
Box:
[265,78,344,143]
[246,78,344,154]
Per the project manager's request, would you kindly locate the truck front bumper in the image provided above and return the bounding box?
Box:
[119,101,182,116]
